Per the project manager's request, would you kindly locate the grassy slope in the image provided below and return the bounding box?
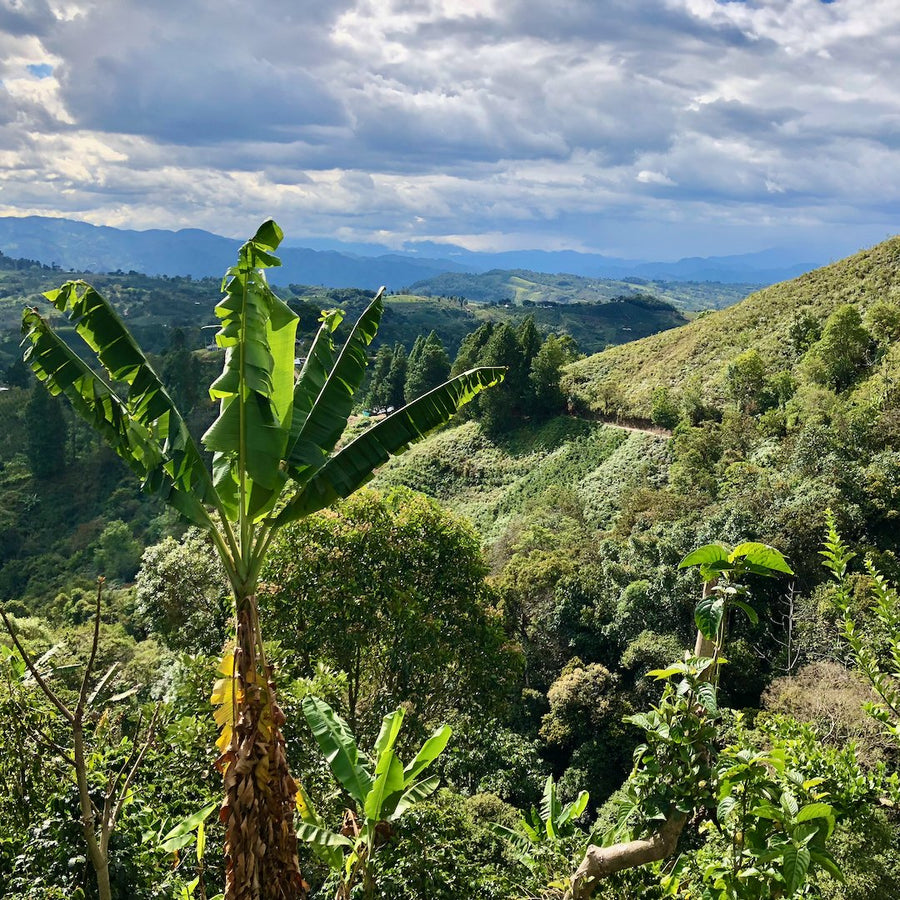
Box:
[372,417,668,543]
[563,236,900,417]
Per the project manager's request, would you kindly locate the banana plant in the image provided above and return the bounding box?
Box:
[20,220,504,900]
[490,775,589,872]
[297,697,450,899]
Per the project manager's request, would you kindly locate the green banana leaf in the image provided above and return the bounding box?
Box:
[301,696,373,806]
[364,749,405,823]
[275,366,505,524]
[296,822,351,873]
[541,775,562,839]
[372,708,405,759]
[402,724,452,785]
[557,790,589,828]
[202,220,299,520]
[285,290,384,483]
[389,774,441,821]
[286,309,343,451]
[21,309,211,528]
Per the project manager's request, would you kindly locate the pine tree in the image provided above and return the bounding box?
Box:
[365,345,394,411]
[530,334,579,419]
[385,343,408,409]
[451,323,495,420]
[451,322,494,376]
[25,382,68,478]
[404,331,450,403]
[477,323,525,435]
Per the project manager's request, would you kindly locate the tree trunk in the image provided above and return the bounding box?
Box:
[566,580,719,899]
[219,599,307,900]
[569,812,688,899]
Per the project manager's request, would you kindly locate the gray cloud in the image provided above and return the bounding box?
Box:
[0,0,897,258]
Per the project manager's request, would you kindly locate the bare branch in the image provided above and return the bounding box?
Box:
[0,606,74,724]
[76,577,105,723]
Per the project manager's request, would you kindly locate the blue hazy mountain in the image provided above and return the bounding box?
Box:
[0,215,823,288]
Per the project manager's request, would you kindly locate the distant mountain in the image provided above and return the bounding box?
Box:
[0,215,824,289]
[0,217,468,290]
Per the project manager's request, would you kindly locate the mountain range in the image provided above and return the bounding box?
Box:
[0,216,827,289]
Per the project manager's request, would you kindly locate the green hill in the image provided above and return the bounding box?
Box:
[409,268,757,311]
[563,236,900,417]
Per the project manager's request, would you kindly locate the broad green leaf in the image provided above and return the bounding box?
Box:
[809,850,844,882]
[203,221,299,519]
[558,790,589,827]
[276,366,506,524]
[389,774,440,820]
[717,795,737,820]
[647,663,689,680]
[296,822,353,849]
[373,708,405,760]
[21,309,212,528]
[780,790,799,818]
[286,309,343,453]
[795,802,834,824]
[160,801,218,852]
[783,844,811,895]
[730,598,759,625]
[285,290,384,484]
[296,782,321,826]
[695,594,725,641]
[731,542,794,575]
[679,544,730,569]
[301,696,372,805]
[540,775,562,838]
[364,748,405,823]
[696,681,718,714]
[403,724,452,785]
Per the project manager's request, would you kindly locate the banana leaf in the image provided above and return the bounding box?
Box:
[21,309,211,527]
[284,290,384,483]
[276,366,505,524]
[202,220,299,520]
[301,696,373,806]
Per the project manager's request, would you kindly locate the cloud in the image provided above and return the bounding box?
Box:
[0,0,897,258]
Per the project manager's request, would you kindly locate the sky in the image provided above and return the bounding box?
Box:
[0,0,899,260]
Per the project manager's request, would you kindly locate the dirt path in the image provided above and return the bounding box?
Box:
[574,412,673,438]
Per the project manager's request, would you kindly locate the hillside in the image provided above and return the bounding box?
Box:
[409,268,756,311]
[564,235,900,417]
[0,265,689,374]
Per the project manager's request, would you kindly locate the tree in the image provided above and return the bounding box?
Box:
[404,330,450,403]
[384,342,407,409]
[364,344,393,411]
[569,542,798,897]
[530,334,579,420]
[260,487,518,731]
[24,380,67,478]
[477,323,526,435]
[20,220,504,900]
[811,304,872,391]
[1,581,159,900]
[136,529,229,653]
[297,698,451,900]
[724,348,769,414]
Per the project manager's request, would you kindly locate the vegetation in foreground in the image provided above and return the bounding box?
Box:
[2,233,900,898]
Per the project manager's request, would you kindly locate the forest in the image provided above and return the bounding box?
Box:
[1,222,899,900]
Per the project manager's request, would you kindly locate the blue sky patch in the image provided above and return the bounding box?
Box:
[27,64,53,79]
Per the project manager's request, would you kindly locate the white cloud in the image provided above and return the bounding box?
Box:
[0,0,896,257]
